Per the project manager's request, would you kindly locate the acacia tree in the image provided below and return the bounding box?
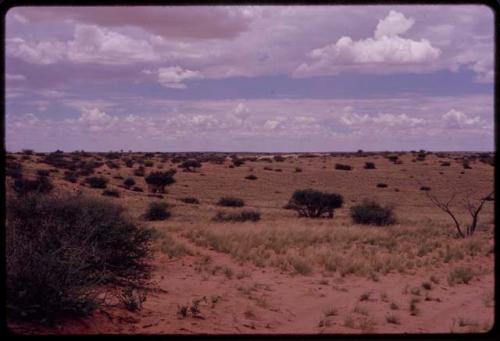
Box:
[425,190,493,238]
[179,159,202,172]
[287,189,343,218]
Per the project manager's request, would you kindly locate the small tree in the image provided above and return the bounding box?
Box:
[145,170,176,193]
[287,189,343,218]
[425,190,494,238]
[179,159,202,172]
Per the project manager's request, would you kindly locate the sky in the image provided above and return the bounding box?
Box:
[4,5,495,152]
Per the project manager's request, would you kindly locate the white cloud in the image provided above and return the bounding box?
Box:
[6,73,26,81]
[295,10,441,76]
[374,10,415,39]
[339,111,425,127]
[6,37,66,64]
[157,66,204,89]
[442,109,481,128]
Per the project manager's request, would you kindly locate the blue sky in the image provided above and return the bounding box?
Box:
[5,5,494,152]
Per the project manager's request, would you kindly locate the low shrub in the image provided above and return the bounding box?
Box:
[448,266,474,285]
[63,171,78,183]
[377,183,388,188]
[245,174,258,180]
[132,186,144,192]
[179,159,202,172]
[144,202,171,221]
[213,210,261,222]
[273,155,285,162]
[123,177,136,189]
[179,197,200,204]
[13,176,53,196]
[134,166,145,177]
[85,176,108,189]
[36,169,50,177]
[440,161,451,167]
[364,162,376,169]
[294,167,303,173]
[420,186,431,191]
[217,197,245,207]
[6,162,23,179]
[6,194,153,323]
[350,200,396,226]
[102,189,120,197]
[287,189,343,218]
[145,170,176,193]
[335,164,352,171]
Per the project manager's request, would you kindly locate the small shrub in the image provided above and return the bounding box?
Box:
[123,177,136,189]
[287,189,343,218]
[376,183,388,188]
[245,174,258,180]
[179,159,202,172]
[102,189,120,197]
[440,161,451,167]
[419,186,431,191]
[13,176,53,196]
[448,266,474,285]
[121,286,146,312]
[294,167,302,173]
[179,197,200,204]
[364,162,376,169]
[335,163,352,171]
[386,314,400,324]
[213,210,261,222]
[273,155,285,162]
[134,166,145,177]
[6,162,23,179]
[350,200,396,226]
[217,197,245,207]
[132,186,144,192]
[85,176,108,189]
[144,202,171,221]
[63,171,78,183]
[232,159,245,167]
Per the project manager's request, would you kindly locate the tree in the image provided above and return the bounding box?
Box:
[145,170,176,193]
[179,159,202,172]
[287,189,343,218]
[425,190,493,238]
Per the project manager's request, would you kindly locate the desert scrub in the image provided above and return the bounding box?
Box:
[179,196,200,204]
[350,200,396,226]
[286,189,343,218]
[6,194,153,323]
[213,210,261,222]
[217,197,245,207]
[448,266,474,285]
[85,176,109,188]
[160,233,193,258]
[144,202,171,221]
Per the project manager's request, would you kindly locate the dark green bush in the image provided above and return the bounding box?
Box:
[145,170,176,193]
[85,176,108,189]
[123,177,136,189]
[217,197,245,207]
[13,176,53,195]
[287,189,343,218]
[144,202,171,221]
[364,162,376,169]
[179,197,200,204]
[213,210,261,222]
[6,194,153,323]
[350,200,396,226]
[102,189,120,197]
[335,164,352,171]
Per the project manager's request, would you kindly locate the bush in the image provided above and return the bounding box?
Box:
[143,160,154,168]
[273,155,285,162]
[448,266,474,285]
[420,186,431,191]
[134,166,145,177]
[102,189,120,197]
[294,167,303,173]
[245,174,258,180]
[145,170,176,193]
[217,197,245,207]
[6,194,153,323]
[13,176,53,196]
[179,197,200,204]
[350,200,396,226]
[376,183,388,188]
[213,210,261,222]
[123,177,136,189]
[440,161,451,167]
[232,159,245,167]
[364,162,376,169]
[335,164,352,171]
[179,159,202,172]
[132,186,144,192]
[6,161,23,179]
[287,189,343,218]
[85,176,108,189]
[63,171,78,183]
[144,202,171,221]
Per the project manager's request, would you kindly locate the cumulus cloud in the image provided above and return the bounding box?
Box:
[339,111,426,127]
[69,107,119,132]
[295,10,441,76]
[442,109,481,128]
[157,66,204,89]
